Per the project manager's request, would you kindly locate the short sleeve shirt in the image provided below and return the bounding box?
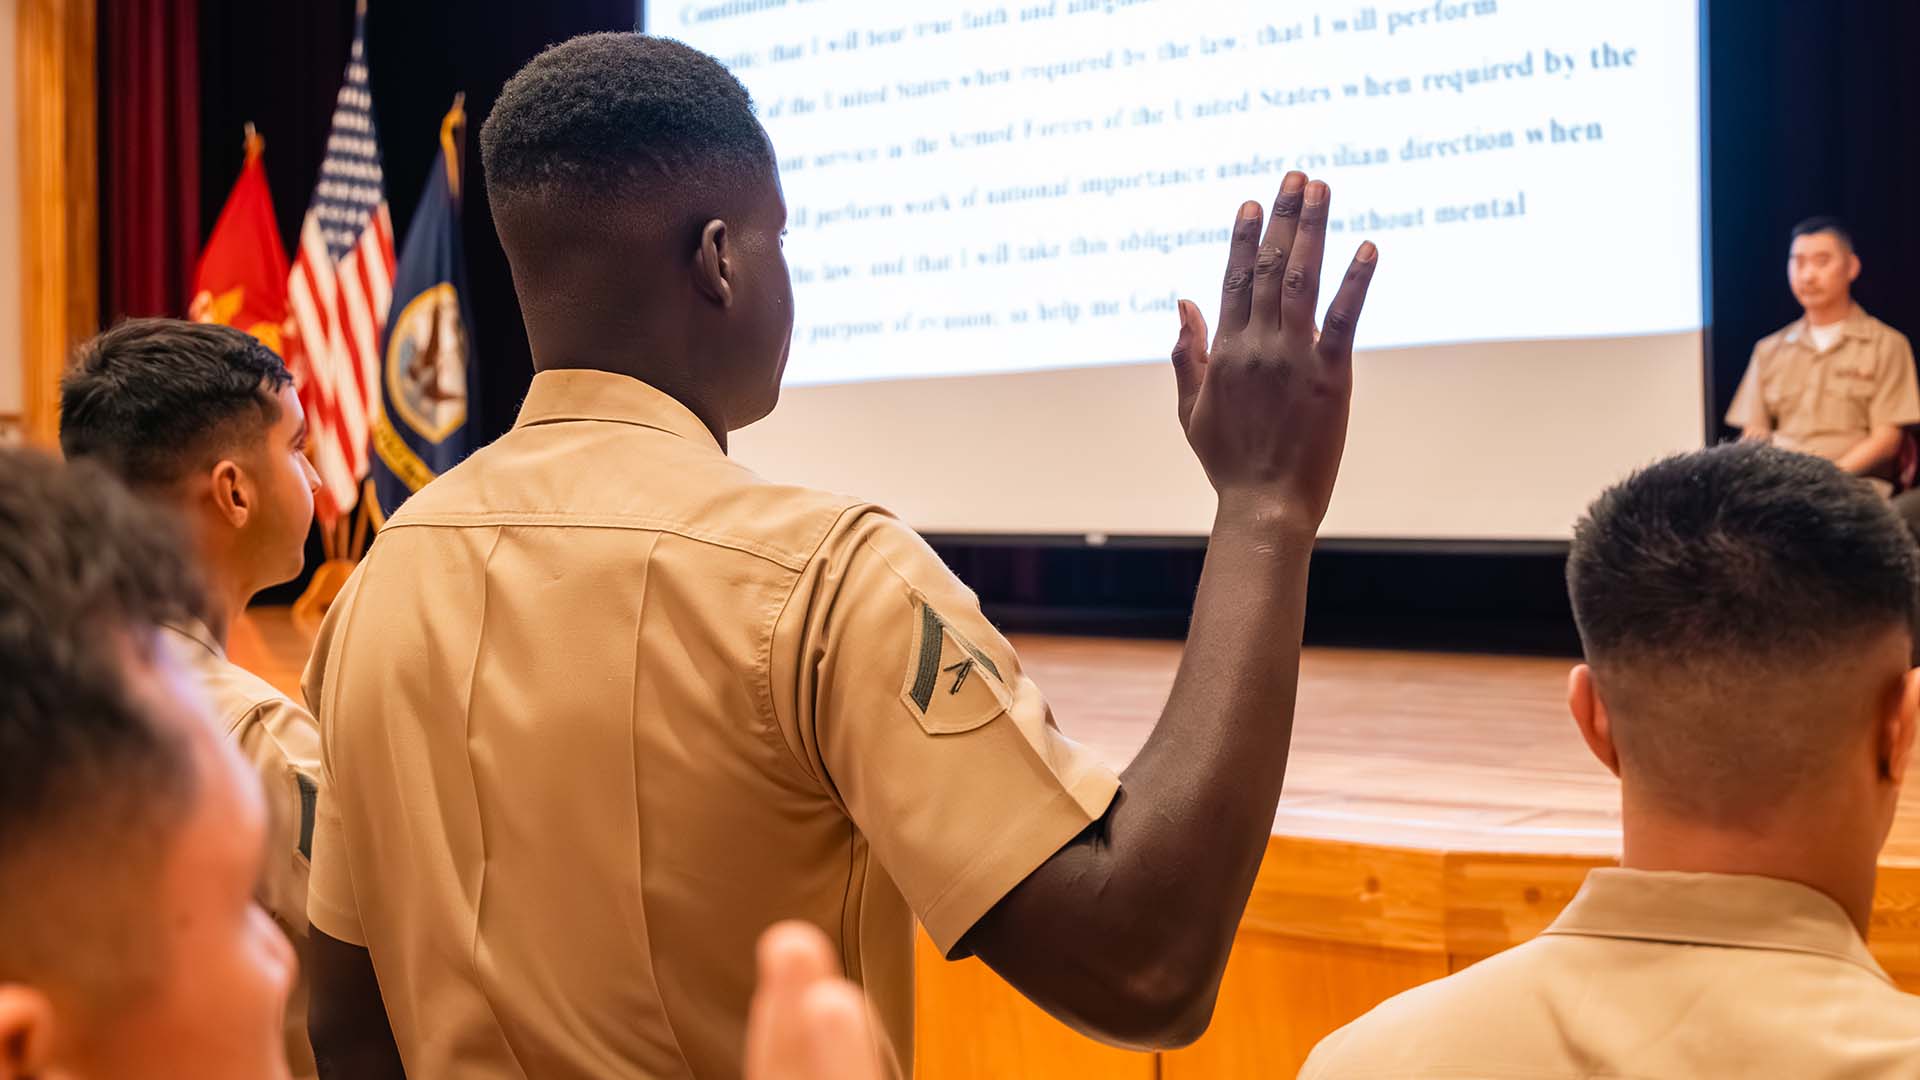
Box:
[1726,305,1920,462]
[160,620,320,1079]
[303,370,1119,1079]
[1302,870,1920,1079]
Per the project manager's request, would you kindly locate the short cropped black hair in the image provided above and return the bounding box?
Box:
[1569,444,1919,817]
[1791,215,1855,254]
[480,32,772,203]
[1570,443,1917,662]
[0,449,205,996]
[60,318,294,489]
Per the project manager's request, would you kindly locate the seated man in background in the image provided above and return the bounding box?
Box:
[303,30,1378,1080]
[59,318,324,1077]
[0,449,297,1080]
[1302,442,1920,1078]
[1728,218,1920,495]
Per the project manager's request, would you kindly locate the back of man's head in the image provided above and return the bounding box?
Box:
[60,318,294,493]
[481,32,772,245]
[0,449,205,1006]
[1568,443,1919,823]
[479,33,795,429]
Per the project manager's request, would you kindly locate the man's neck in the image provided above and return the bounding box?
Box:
[195,547,254,651]
[1620,806,1877,935]
[1806,300,1854,328]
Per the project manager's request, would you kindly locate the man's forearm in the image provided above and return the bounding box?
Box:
[1113,495,1314,908]
[1836,426,1903,475]
[960,496,1315,1046]
[1100,494,1315,951]
[309,931,406,1080]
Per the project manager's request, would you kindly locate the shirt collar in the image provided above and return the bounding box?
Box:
[1543,868,1890,984]
[160,617,225,662]
[1785,304,1873,347]
[512,369,723,452]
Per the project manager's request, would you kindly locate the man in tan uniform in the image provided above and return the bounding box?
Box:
[1727,217,1920,492]
[0,449,299,1080]
[61,319,325,1077]
[304,32,1379,1080]
[1303,443,1920,1078]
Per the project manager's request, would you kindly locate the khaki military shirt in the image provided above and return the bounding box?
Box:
[1302,869,1920,1079]
[304,369,1120,1079]
[1726,305,1920,468]
[160,620,320,1079]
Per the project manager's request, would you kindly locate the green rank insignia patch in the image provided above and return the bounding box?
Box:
[901,593,1011,734]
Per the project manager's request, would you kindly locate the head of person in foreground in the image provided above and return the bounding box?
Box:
[0,450,295,1080]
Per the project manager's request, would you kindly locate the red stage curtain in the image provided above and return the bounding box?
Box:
[99,0,200,321]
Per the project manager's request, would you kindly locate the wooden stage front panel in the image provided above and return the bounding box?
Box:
[228,612,1920,1078]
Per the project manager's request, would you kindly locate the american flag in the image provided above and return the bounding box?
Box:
[287,8,395,523]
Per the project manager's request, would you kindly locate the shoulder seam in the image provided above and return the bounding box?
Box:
[761,502,882,780]
[376,510,850,573]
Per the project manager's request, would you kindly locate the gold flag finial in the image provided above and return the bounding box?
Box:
[441,93,468,200]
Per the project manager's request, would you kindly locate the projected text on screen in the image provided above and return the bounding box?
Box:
[651,0,1702,387]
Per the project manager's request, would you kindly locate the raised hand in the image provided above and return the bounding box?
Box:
[1171,172,1378,527]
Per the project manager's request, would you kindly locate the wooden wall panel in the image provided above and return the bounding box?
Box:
[1163,935,1446,1080]
[911,931,1155,1080]
[15,0,95,447]
[1238,836,1448,953]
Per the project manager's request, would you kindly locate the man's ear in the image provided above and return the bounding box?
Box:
[695,218,733,307]
[0,985,58,1080]
[1847,251,1863,286]
[1882,667,1920,785]
[1568,664,1621,778]
[209,459,251,529]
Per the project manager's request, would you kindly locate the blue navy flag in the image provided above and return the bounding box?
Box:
[369,95,475,523]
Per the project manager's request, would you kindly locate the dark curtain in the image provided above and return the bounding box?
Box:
[1707,0,1920,433]
[99,0,200,321]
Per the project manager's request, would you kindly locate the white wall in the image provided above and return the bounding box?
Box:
[734,332,1707,542]
[0,0,21,440]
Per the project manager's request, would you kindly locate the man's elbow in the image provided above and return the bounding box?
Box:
[1066,954,1226,1051]
[1117,965,1224,1050]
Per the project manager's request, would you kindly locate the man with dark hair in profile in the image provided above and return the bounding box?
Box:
[60,317,324,1077]
[1728,217,1920,495]
[0,448,297,1080]
[1303,443,1920,1078]
[304,30,1378,1080]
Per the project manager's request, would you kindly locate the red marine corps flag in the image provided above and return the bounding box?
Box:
[190,125,293,356]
